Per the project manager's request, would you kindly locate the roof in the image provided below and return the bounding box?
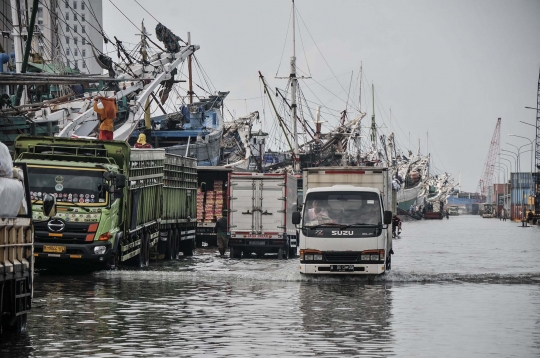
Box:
[27,62,80,74]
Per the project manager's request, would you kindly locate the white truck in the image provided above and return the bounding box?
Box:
[293,167,395,274]
[228,172,298,259]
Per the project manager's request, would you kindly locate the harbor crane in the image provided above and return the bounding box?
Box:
[478,118,501,200]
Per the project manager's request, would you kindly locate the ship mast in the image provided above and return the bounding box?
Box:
[290,0,299,172]
[188,32,193,104]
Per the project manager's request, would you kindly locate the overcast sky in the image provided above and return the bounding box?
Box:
[103,0,540,191]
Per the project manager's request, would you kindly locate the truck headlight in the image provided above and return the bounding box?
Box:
[305,254,314,260]
[94,246,107,255]
[361,254,371,261]
[370,254,380,261]
[313,254,323,261]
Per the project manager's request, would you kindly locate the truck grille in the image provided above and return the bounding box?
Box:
[324,252,361,263]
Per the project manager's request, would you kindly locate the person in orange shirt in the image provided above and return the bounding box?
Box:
[93,96,118,140]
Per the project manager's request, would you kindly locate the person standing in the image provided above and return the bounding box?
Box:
[215,214,228,257]
[134,133,152,148]
[94,96,118,140]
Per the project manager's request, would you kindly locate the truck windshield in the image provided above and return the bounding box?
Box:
[303,191,381,227]
[28,166,107,205]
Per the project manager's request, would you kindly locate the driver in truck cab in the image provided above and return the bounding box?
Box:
[307,199,329,221]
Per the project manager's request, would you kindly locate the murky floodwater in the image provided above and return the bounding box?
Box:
[2,216,540,357]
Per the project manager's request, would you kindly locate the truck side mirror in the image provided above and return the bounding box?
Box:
[116,174,126,189]
[383,211,392,225]
[43,194,57,218]
[292,211,301,225]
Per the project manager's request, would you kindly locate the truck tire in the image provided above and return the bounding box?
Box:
[182,239,194,257]
[278,246,289,260]
[165,229,174,260]
[173,229,180,259]
[139,234,150,268]
[230,247,240,259]
[243,250,251,258]
[386,254,392,271]
[255,251,265,258]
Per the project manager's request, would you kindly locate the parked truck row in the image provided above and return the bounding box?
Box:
[13,136,197,269]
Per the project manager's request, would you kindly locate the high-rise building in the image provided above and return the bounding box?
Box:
[0,0,103,75]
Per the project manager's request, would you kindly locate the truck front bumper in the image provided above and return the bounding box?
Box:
[34,241,113,263]
[300,262,385,275]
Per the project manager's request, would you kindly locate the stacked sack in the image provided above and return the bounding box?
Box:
[214,180,224,219]
[0,141,26,218]
[196,188,204,221]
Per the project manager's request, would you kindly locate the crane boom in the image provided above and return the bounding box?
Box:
[479,118,501,199]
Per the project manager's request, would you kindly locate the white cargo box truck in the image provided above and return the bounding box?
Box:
[228,172,298,259]
[294,167,395,274]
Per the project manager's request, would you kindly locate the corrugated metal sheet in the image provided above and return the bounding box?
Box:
[510,173,533,189]
[511,188,533,205]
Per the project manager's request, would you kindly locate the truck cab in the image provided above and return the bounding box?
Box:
[297,185,392,274]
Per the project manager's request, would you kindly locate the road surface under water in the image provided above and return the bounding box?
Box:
[2,216,540,357]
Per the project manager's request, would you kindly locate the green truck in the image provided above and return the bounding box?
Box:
[14,136,197,268]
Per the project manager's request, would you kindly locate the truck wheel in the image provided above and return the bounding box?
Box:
[138,236,146,268]
[165,229,174,260]
[256,251,265,258]
[386,254,392,271]
[173,229,180,259]
[15,313,27,333]
[278,247,289,260]
[243,251,251,258]
[182,240,194,257]
[144,234,151,266]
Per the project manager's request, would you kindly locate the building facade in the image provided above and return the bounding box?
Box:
[0,0,103,76]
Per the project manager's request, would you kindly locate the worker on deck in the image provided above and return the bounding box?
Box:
[215,213,228,257]
[94,95,118,140]
[134,133,152,148]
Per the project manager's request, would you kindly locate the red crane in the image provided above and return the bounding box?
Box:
[479,118,501,199]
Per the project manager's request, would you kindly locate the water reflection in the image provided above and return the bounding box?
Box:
[298,282,394,356]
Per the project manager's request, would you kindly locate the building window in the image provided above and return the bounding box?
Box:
[82,37,86,45]
[74,49,78,56]
[82,26,85,33]
[66,24,69,32]
[74,37,78,45]
[74,25,77,33]
[82,49,86,57]
[37,20,43,25]
[82,14,85,22]
[37,7,43,14]
[66,12,69,20]
[75,60,78,68]
[65,0,68,9]
[82,61,86,69]
[81,1,85,10]
[73,13,77,21]
[73,1,77,10]
[66,36,69,44]
[66,48,70,55]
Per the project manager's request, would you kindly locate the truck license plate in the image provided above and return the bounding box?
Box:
[43,245,66,253]
[330,265,354,272]
[249,241,265,245]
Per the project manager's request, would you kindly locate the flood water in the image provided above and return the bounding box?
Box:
[2,216,540,357]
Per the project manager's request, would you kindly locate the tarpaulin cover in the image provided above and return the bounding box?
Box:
[0,141,13,178]
[0,177,24,218]
[155,23,182,53]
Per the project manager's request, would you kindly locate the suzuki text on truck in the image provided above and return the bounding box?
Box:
[294,167,395,275]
